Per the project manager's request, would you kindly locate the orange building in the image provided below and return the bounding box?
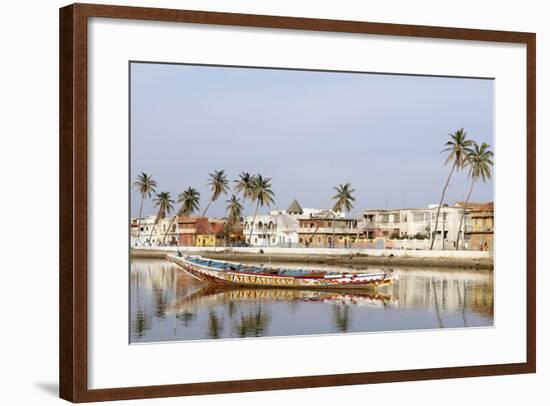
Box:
[177,216,240,247]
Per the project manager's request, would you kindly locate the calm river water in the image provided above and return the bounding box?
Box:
[130,258,493,343]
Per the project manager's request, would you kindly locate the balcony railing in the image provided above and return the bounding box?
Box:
[298,227,359,234]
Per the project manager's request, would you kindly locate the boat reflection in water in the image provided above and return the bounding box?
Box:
[130,258,493,343]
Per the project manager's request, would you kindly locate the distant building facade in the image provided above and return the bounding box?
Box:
[242,200,339,247]
[130,215,178,246]
[361,202,493,250]
[463,202,494,251]
[297,216,358,248]
[177,216,227,247]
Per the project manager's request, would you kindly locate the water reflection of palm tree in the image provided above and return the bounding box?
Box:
[226,301,236,319]
[455,279,468,327]
[207,310,224,339]
[431,278,444,328]
[178,311,196,327]
[133,309,152,339]
[234,306,270,338]
[332,304,351,332]
[152,275,170,319]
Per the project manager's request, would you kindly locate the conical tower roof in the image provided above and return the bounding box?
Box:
[287,199,303,214]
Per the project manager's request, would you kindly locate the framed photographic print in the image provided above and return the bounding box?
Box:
[59,3,536,402]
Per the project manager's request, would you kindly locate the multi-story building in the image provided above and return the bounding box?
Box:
[464,202,494,251]
[177,216,227,247]
[130,215,178,246]
[242,199,340,247]
[361,203,486,250]
[297,216,358,248]
[361,209,402,239]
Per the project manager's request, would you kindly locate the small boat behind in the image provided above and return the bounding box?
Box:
[167,255,397,290]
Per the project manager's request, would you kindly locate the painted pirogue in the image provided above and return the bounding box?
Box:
[167,254,397,290]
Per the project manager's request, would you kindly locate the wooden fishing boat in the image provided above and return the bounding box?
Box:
[167,254,397,290]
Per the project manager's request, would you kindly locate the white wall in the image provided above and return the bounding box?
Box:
[0,1,546,406]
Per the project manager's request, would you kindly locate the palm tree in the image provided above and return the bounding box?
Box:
[148,191,174,245]
[430,128,474,250]
[234,172,255,205]
[225,195,243,227]
[455,142,494,249]
[247,175,275,244]
[201,169,229,217]
[133,172,157,241]
[308,183,356,248]
[162,187,201,244]
[223,195,243,246]
[331,183,356,248]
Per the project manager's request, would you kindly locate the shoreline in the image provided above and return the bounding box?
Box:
[131,248,493,270]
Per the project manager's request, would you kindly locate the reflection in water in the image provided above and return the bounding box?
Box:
[130,258,493,343]
[332,305,350,333]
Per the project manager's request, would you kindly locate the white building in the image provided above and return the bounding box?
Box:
[243,199,340,247]
[362,204,470,250]
[130,215,178,247]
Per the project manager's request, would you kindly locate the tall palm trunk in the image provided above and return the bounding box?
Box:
[248,201,260,245]
[201,200,212,218]
[430,162,456,250]
[137,197,144,239]
[148,222,157,245]
[162,215,177,246]
[455,177,475,250]
[307,211,332,247]
[332,212,336,248]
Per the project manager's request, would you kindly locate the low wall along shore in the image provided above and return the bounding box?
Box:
[132,246,493,270]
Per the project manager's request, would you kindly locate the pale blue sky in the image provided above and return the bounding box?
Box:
[130,62,494,218]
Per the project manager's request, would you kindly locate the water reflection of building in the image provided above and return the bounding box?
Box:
[131,258,494,342]
[386,270,494,318]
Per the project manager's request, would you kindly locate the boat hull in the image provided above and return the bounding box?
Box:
[167,255,395,290]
